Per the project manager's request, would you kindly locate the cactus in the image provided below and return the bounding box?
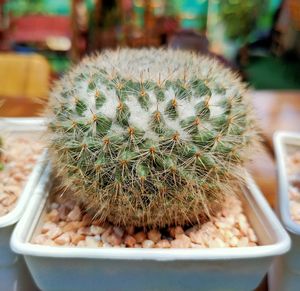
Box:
[47,49,257,228]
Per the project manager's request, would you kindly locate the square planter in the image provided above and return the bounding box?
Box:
[0,118,47,291]
[270,131,300,291]
[11,165,290,291]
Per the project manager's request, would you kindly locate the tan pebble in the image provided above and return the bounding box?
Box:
[67,205,82,221]
[32,234,48,244]
[54,233,71,245]
[171,234,191,248]
[229,236,239,247]
[201,222,217,234]
[64,200,76,210]
[103,242,112,248]
[142,240,154,248]
[107,233,122,246]
[63,221,83,232]
[169,226,184,238]
[126,226,135,235]
[247,228,257,243]
[147,229,161,243]
[215,221,229,229]
[101,227,113,242]
[134,243,142,248]
[124,235,136,247]
[249,242,257,247]
[237,237,249,247]
[85,236,99,248]
[47,209,60,223]
[58,221,67,227]
[78,227,92,236]
[82,214,93,226]
[113,226,124,238]
[4,185,21,194]
[185,226,198,236]
[41,222,58,234]
[77,240,86,247]
[0,205,8,216]
[90,225,105,235]
[50,202,59,209]
[226,215,235,226]
[231,227,241,236]
[155,239,171,248]
[47,226,62,240]
[58,206,68,220]
[223,230,234,241]
[191,243,204,248]
[0,193,10,203]
[1,195,17,206]
[208,238,226,248]
[134,231,147,243]
[171,239,190,248]
[189,230,204,245]
[238,219,249,235]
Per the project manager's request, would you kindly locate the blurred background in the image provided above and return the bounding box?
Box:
[0,0,299,124]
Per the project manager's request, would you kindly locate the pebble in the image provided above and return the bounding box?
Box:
[67,206,82,221]
[85,236,99,248]
[147,229,161,243]
[155,239,171,248]
[124,235,136,247]
[55,233,71,245]
[134,231,147,243]
[32,193,258,249]
[0,133,43,216]
[286,151,300,224]
[142,240,155,248]
[171,234,191,248]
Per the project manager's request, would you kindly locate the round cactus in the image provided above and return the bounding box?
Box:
[48,49,256,227]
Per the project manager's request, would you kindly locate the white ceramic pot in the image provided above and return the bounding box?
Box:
[270,131,300,291]
[11,164,290,291]
[0,118,47,291]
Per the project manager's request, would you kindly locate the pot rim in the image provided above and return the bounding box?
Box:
[10,164,291,261]
[274,131,300,235]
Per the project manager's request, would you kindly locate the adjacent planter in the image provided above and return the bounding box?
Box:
[270,132,300,291]
[0,118,47,291]
[11,165,290,291]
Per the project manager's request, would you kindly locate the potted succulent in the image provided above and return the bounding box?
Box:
[270,132,300,291]
[0,118,46,290]
[11,49,290,291]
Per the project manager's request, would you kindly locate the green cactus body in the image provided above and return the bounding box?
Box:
[48,49,256,227]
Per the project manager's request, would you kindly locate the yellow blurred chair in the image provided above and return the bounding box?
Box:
[0,53,50,116]
[0,53,50,100]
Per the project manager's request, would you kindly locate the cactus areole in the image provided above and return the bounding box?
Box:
[48,49,256,228]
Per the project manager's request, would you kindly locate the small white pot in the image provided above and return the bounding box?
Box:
[270,131,300,291]
[0,118,47,291]
[11,165,290,291]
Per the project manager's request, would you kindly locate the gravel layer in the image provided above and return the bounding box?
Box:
[0,134,43,216]
[287,152,300,223]
[32,194,258,248]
